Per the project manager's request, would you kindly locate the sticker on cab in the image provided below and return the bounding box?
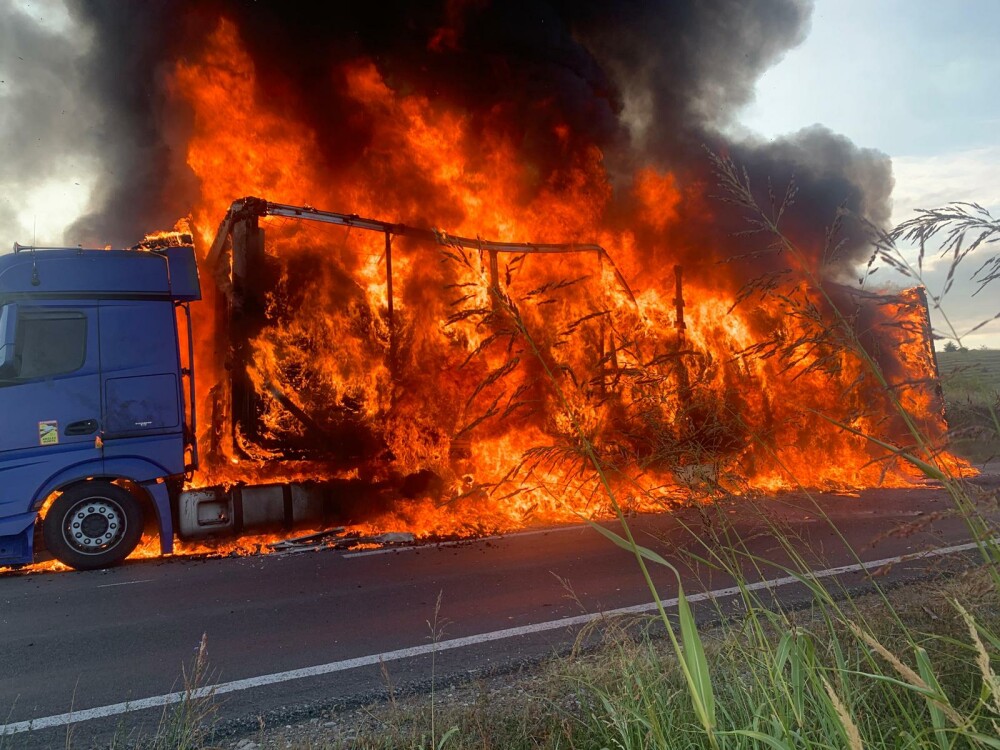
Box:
[38,420,59,446]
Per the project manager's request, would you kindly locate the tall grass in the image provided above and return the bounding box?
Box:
[557,588,1000,750]
[150,633,218,750]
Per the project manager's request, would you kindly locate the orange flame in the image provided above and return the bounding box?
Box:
[162,19,969,548]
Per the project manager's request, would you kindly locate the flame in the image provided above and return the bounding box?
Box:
[156,19,970,550]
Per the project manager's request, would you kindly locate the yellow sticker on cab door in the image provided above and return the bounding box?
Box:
[38,421,59,446]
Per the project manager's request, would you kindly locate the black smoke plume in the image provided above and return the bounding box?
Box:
[63,0,891,279]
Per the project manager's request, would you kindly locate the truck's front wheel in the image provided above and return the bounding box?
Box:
[43,482,143,570]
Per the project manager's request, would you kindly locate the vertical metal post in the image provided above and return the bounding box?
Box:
[598,251,619,386]
[230,218,249,449]
[385,231,396,379]
[209,234,231,464]
[488,248,500,312]
[910,285,946,421]
[488,249,500,289]
[673,265,686,339]
[230,215,265,450]
[910,286,939,378]
[671,264,692,405]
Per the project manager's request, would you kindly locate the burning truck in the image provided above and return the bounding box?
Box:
[0,190,948,571]
[0,195,642,570]
[0,4,964,571]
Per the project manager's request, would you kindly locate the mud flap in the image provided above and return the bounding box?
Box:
[143,481,175,555]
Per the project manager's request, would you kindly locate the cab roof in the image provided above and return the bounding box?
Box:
[0,246,201,302]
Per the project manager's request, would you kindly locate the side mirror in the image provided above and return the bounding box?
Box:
[0,303,19,377]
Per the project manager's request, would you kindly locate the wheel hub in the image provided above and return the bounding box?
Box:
[64,498,125,553]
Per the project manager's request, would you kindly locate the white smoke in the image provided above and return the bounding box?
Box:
[0,0,100,247]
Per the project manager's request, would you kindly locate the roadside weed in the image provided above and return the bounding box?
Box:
[151,633,218,750]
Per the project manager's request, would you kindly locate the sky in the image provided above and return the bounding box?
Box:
[1,0,998,347]
[736,0,1000,348]
[0,0,96,244]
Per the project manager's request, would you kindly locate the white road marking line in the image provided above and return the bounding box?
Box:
[1,537,989,736]
[343,523,586,558]
[96,579,154,589]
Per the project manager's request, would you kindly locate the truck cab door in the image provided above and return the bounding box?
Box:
[0,302,103,524]
[99,300,186,478]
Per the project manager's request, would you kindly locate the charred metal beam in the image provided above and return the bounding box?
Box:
[674,265,686,337]
[260,199,606,256]
[223,206,268,452]
[265,382,327,439]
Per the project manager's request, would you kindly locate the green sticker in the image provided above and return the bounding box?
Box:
[39,420,59,446]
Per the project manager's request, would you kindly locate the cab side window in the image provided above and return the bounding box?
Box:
[15,313,88,380]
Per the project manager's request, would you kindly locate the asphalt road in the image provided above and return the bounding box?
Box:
[1,481,996,748]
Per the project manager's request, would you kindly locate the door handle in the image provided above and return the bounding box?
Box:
[65,419,100,436]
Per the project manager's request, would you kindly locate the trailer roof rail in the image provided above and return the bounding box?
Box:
[262,200,607,256]
[207,196,636,302]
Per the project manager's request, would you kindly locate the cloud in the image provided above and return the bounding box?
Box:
[891,146,1000,227]
[884,146,1000,347]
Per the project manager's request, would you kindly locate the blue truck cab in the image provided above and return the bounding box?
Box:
[0,243,200,570]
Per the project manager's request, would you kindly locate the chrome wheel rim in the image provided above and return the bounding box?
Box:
[61,496,127,555]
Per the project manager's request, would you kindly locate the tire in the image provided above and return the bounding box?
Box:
[42,482,144,571]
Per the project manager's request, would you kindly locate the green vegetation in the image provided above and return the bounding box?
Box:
[937,349,1000,462]
[938,349,1000,405]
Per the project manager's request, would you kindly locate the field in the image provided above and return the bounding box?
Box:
[938,348,1000,404]
[937,348,1000,461]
